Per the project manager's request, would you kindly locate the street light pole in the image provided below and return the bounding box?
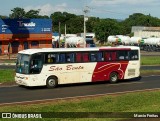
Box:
[83,6,89,47]
[58,21,61,48]
[84,15,86,43]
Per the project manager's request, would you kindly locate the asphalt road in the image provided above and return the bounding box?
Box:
[0,65,159,70]
[0,75,160,105]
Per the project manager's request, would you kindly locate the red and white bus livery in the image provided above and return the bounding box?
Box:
[15,46,140,88]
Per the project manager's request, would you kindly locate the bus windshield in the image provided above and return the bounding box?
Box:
[16,54,30,74]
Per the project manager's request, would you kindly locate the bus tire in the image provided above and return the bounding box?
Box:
[46,76,58,88]
[109,72,118,83]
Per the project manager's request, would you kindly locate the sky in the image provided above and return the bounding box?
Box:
[0,0,160,20]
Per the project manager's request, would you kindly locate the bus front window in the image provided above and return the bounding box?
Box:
[16,54,30,74]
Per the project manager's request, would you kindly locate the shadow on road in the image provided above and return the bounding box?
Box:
[18,76,142,90]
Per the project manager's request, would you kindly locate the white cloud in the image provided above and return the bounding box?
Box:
[90,0,159,6]
[24,3,82,16]
[53,3,68,12]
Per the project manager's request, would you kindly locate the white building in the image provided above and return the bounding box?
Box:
[131,26,160,38]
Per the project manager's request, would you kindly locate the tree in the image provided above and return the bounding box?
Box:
[122,13,160,33]
[9,7,26,18]
[86,17,100,32]
[25,9,40,18]
[65,16,83,34]
[50,12,82,33]
[25,9,49,18]
[93,19,124,43]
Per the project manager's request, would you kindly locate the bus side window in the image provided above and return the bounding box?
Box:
[104,52,111,61]
[50,54,57,63]
[48,54,53,63]
[125,51,129,60]
[90,53,97,62]
[130,50,138,60]
[117,51,129,60]
[66,53,75,63]
[76,53,82,63]
[45,53,57,64]
[59,54,65,63]
[97,52,103,61]
[90,52,103,62]
[82,53,89,62]
[111,52,117,61]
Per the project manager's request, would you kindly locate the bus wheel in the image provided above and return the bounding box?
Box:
[109,72,118,83]
[46,76,58,88]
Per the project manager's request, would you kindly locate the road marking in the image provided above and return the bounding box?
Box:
[0,88,160,106]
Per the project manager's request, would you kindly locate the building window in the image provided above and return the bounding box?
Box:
[11,41,19,47]
[31,41,39,47]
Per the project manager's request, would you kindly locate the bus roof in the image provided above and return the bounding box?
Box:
[18,46,140,55]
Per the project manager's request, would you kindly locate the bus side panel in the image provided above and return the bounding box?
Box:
[92,61,129,82]
[42,63,96,84]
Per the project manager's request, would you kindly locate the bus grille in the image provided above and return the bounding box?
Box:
[128,69,135,76]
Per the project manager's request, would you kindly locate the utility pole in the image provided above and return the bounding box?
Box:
[58,21,61,48]
[83,6,89,47]
[64,24,66,48]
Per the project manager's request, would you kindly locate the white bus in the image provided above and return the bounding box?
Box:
[15,46,140,88]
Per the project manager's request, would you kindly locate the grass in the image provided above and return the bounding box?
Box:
[141,70,160,75]
[0,69,15,83]
[141,56,160,65]
[0,90,160,121]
